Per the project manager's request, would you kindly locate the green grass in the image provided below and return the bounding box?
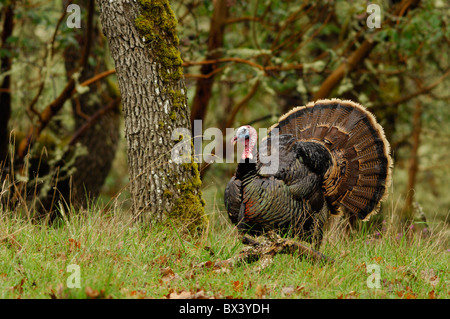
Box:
[0,194,448,299]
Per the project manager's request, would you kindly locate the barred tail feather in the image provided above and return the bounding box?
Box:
[268,98,393,221]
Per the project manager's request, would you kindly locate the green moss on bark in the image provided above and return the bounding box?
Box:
[135,0,183,82]
[135,0,206,233]
[168,162,207,233]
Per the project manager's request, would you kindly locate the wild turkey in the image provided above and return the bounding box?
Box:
[224,99,392,247]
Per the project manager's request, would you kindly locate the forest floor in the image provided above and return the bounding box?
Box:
[0,193,448,300]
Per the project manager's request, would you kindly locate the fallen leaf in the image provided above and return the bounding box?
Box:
[382,278,404,293]
[13,277,26,294]
[281,286,295,297]
[255,284,267,298]
[48,290,57,299]
[405,292,417,299]
[213,267,231,274]
[421,269,440,287]
[160,267,180,283]
[166,289,214,299]
[337,290,359,299]
[346,290,359,299]
[232,281,244,292]
[55,252,67,260]
[371,256,382,263]
[48,283,66,299]
[166,290,193,299]
[156,255,168,266]
[355,262,366,272]
[428,290,436,299]
[397,290,417,299]
[68,238,81,251]
[193,289,212,299]
[85,286,99,298]
[282,285,305,297]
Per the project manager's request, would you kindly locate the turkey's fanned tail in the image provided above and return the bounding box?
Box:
[268,98,392,221]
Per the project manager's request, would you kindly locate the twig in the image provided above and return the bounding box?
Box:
[224,79,261,130]
[183,57,304,74]
[77,69,116,88]
[183,57,265,71]
[387,68,450,107]
[27,0,74,122]
[313,0,421,100]
[184,66,226,79]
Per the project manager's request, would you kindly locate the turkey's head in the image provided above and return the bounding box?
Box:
[232,125,257,160]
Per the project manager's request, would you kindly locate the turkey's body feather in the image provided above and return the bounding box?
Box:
[225,134,331,243]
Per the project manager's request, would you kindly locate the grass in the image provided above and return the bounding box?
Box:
[0,191,448,299]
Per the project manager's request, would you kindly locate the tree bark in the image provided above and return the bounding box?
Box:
[97,0,206,230]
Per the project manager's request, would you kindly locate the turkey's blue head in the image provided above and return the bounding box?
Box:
[232,125,257,160]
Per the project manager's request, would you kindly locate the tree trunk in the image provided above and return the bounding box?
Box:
[63,0,120,207]
[190,0,229,127]
[97,0,206,231]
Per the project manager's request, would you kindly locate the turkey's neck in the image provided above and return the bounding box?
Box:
[235,157,257,181]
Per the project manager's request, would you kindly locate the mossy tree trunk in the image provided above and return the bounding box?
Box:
[97,0,206,231]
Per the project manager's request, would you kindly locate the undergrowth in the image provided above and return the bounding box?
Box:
[0,193,448,299]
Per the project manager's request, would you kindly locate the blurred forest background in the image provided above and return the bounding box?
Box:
[0,0,449,231]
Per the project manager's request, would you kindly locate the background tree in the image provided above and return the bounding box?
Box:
[97,0,206,231]
[62,0,121,207]
[0,1,121,217]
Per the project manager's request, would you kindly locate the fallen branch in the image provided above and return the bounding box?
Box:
[195,235,334,274]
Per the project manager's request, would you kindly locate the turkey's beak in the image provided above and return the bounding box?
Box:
[231,136,237,145]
